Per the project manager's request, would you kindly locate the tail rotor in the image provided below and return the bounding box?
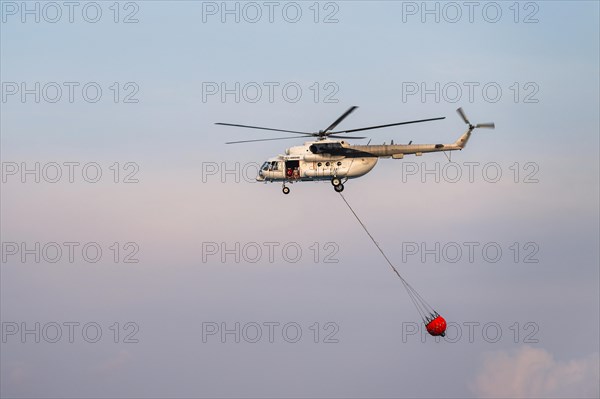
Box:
[456,107,495,130]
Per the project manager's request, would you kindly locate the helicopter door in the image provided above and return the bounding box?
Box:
[285,160,300,179]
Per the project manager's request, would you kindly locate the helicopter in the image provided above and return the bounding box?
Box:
[217,107,494,194]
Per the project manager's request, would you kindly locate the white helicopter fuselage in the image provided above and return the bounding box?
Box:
[256,130,471,183]
[257,141,379,182]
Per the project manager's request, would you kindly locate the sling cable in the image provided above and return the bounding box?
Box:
[339,193,447,337]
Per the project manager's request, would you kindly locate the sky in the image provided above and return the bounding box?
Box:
[1,1,599,398]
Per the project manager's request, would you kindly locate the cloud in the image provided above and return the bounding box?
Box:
[95,350,132,375]
[470,346,600,398]
[6,362,28,386]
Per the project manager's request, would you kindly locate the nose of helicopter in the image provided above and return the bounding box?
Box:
[256,172,265,182]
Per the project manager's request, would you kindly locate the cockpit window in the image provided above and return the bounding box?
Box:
[262,161,281,171]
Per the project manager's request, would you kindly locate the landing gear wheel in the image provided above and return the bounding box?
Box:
[282,186,290,195]
[331,177,341,186]
[334,183,344,192]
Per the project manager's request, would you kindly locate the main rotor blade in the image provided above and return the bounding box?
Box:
[327,134,366,139]
[475,123,495,129]
[216,123,313,136]
[456,108,470,125]
[323,106,359,133]
[329,117,445,134]
[226,136,309,144]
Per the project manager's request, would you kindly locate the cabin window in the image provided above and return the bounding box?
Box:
[261,162,269,171]
[337,161,342,166]
[317,162,322,167]
[326,162,330,166]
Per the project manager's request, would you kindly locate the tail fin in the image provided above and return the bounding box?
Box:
[455,130,473,149]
